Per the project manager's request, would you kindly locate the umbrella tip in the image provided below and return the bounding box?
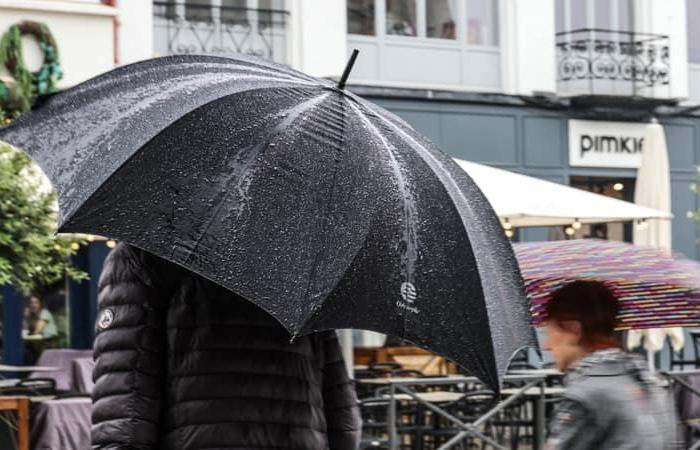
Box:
[337,49,360,90]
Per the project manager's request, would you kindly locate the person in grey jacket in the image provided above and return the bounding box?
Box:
[91,243,362,449]
[542,280,677,450]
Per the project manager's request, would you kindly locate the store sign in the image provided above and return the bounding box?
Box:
[569,119,647,168]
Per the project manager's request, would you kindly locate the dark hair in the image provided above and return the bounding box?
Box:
[546,280,619,344]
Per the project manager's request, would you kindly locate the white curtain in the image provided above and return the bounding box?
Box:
[427,0,456,36]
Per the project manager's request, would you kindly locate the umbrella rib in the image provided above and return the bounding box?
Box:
[347,101,419,342]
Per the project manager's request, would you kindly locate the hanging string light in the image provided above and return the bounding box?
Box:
[105,240,117,249]
[505,228,514,239]
[565,226,576,236]
[70,242,80,251]
[572,218,582,230]
[502,218,513,231]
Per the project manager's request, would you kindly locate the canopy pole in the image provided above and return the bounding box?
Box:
[337,49,359,90]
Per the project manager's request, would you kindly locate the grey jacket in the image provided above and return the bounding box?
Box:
[547,349,678,450]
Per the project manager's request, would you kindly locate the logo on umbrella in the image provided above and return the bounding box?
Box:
[98,308,114,330]
[401,282,417,303]
[397,282,419,314]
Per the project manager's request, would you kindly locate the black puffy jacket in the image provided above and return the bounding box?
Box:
[92,243,361,449]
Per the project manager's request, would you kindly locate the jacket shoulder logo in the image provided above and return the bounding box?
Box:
[98,309,114,330]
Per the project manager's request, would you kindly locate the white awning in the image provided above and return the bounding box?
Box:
[454,159,672,227]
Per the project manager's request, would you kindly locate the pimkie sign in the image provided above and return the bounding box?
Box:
[568,119,648,169]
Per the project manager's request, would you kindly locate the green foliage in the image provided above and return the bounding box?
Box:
[0,142,86,294]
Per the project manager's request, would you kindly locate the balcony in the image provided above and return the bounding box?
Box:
[555,29,670,98]
[153,1,288,64]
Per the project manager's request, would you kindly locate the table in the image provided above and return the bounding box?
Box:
[0,397,29,450]
[390,391,466,403]
[508,368,563,377]
[0,365,59,373]
[30,397,91,450]
[501,386,566,397]
[358,373,549,450]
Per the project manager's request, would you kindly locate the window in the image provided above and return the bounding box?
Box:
[555,0,633,33]
[348,0,376,36]
[386,0,417,36]
[427,0,457,39]
[347,1,500,47]
[688,0,700,63]
[220,0,248,25]
[466,0,498,45]
[185,0,212,23]
[567,177,634,242]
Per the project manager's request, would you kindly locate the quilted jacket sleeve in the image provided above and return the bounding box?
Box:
[91,243,178,449]
[321,331,362,450]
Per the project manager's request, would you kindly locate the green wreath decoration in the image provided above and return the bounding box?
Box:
[0,21,63,119]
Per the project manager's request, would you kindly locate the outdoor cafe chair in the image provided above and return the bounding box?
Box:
[359,394,430,450]
[669,331,700,371]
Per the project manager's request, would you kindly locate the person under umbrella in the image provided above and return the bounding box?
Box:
[92,242,361,449]
[0,53,535,392]
[543,280,676,450]
[0,52,536,448]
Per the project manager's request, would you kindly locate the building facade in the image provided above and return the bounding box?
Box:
[3,0,700,366]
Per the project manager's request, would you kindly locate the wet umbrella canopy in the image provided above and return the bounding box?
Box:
[0,54,534,390]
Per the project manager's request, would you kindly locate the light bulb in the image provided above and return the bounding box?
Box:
[70,242,80,251]
[565,226,576,236]
[505,229,514,238]
[613,182,624,191]
[87,235,95,242]
[106,240,117,249]
[572,219,582,230]
[503,219,513,231]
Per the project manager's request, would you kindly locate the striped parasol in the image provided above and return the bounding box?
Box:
[513,239,700,329]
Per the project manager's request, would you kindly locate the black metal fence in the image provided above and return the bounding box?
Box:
[555,29,670,97]
[153,1,288,63]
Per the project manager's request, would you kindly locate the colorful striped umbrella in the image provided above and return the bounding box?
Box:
[513,239,700,329]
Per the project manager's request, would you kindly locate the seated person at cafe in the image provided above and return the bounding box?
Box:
[543,280,677,450]
[23,295,58,364]
[24,295,58,339]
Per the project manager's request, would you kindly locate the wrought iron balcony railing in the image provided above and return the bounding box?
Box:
[555,29,670,97]
[153,1,288,64]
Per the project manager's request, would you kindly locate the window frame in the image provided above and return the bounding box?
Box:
[348,0,500,50]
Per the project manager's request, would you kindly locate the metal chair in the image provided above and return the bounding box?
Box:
[670,330,700,370]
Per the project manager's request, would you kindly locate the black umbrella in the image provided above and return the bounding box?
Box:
[0,54,535,389]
